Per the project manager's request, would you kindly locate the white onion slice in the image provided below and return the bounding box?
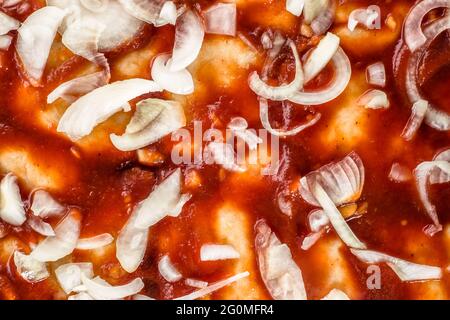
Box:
[303,0,329,24]
[259,98,321,137]
[174,272,249,300]
[366,62,386,87]
[30,189,65,219]
[351,248,442,282]
[389,163,412,183]
[357,89,390,109]
[401,100,428,141]
[289,48,351,105]
[55,263,94,294]
[430,148,450,184]
[76,233,114,250]
[303,32,339,83]
[80,0,108,13]
[0,173,26,226]
[203,3,236,36]
[68,292,94,300]
[31,210,81,262]
[185,278,208,289]
[132,294,155,300]
[200,244,240,261]
[151,54,194,95]
[311,1,335,35]
[308,208,329,232]
[27,215,55,237]
[169,10,205,72]
[321,289,350,300]
[13,251,49,283]
[81,273,144,300]
[301,231,324,251]
[255,220,307,300]
[158,255,182,282]
[117,0,166,25]
[205,142,246,172]
[249,41,304,101]
[155,1,177,26]
[16,6,66,86]
[348,7,380,32]
[286,0,304,17]
[0,11,20,34]
[0,35,12,50]
[227,117,262,150]
[57,79,162,141]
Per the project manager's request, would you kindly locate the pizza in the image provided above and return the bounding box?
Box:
[0,0,448,300]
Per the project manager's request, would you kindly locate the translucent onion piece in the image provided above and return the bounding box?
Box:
[301,231,323,251]
[289,48,351,105]
[81,273,144,300]
[255,220,307,300]
[303,32,339,83]
[0,11,20,34]
[151,54,194,95]
[205,142,246,172]
[303,0,329,24]
[30,189,65,219]
[31,210,81,262]
[27,215,55,237]
[110,98,185,152]
[259,98,321,137]
[155,1,177,26]
[321,289,350,300]
[0,173,26,226]
[185,278,208,289]
[132,294,155,300]
[366,62,386,87]
[357,89,390,110]
[308,208,329,232]
[57,79,161,141]
[286,0,304,16]
[311,1,335,35]
[348,7,380,32]
[169,10,205,71]
[76,233,114,250]
[312,183,366,249]
[158,255,182,282]
[299,152,365,207]
[13,251,49,283]
[0,35,12,50]
[389,163,412,183]
[174,272,249,300]
[403,0,449,52]
[133,168,190,229]
[55,263,94,294]
[117,0,166,25]
[351,248,442,282]
[249,41,304,101]
[401,99,428,141]
[16,6,66,85]
[203,3,237,36]
[68,292,94,300]
[200,244,240,261]
[80,0,108,13]
[228,117,262,150]
[430,148,450,184]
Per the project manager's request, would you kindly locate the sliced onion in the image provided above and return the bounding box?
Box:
[430,148,450,184]
[348,6,380,32]
[57,79,162,141]
[259,98,321,137]
[255,220,307,300]
[0,173,26,226]
[321,289,350,300]
[27,216,55,237]
[13,251,49,283]
[169,10,205,72]
[401,100,428,141]
[16,6,66,86]
[310,1,335,35]
[357,89,390,110]
[205,142,246,172]
[68,292,94,300]
[203,3,236,36]
[81,273,144,300]
[158,255,182,282]
[185,278,208,289]
[289,48,351,105]
[308,208,329,232]
[366,62,386,88]
[0,35,12,50]
[174,271,249,300]
[301,231,324,251]
[155,1,177,26]
[299,152,365,207]
[303,32,339,83]
[132,294,155,300]
[303,0,329,24]
[228,117,262,150]
[55,263,94,294]
[286,0,304,17]
[0,11,20,34]
[110,98,185,152]
[200,244,240,261]
[31,210,81,262]
[117,0,166,25]
[151,54,194,95]
[249,41,304,101]
[30,189,65,219]
[133,169,190,229]
[351,248,442,282]
[389,163,412,183]
[80,0,108,13]
[76,233,114,250]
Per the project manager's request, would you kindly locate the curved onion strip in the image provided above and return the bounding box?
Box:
[31,210,81,262]
[30,189,65,219]
[117,0,166,25]
[301,231,323,250]
[403,0,450,52]
[348,7,380,32]
[351,248,442,282]
[321,289,350,300]
[357,89,390,110]
[0,11,20,34]
[169,10,205,72]
[286,0,304,17]
[200,244,240,261]
[27,216,55,237]
[151,54,194,95]
[68,292,94,300]
[0,35,12,50]
[414,160,450,235]
[155,1,177,26]
[205,142,247,172]
[366,62,386,87]
[255,220,307,300]
[389,163,412,183]
[249,41,304,101]
[311,1,335,35]
[174,272,249,300]
[308,208,329,232]
[13,251,49,283]
[303,0,329,24]
[185,278,208,289]
[16,6,66,85]
[81,273,144,300]
[0,173,26,226]
[259,98,321,137]
[132,294,155,300]
[55,263,94,294]
[401,99,428,141]
[289,48,351,105]
[312,183,366,249]
[76,233,114,250]
[203,3,236,36]
[57,79,162,141]
[430,148,450,184]
[158,255,182,282]
[80,0,108,13]
[303,32,339,83]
